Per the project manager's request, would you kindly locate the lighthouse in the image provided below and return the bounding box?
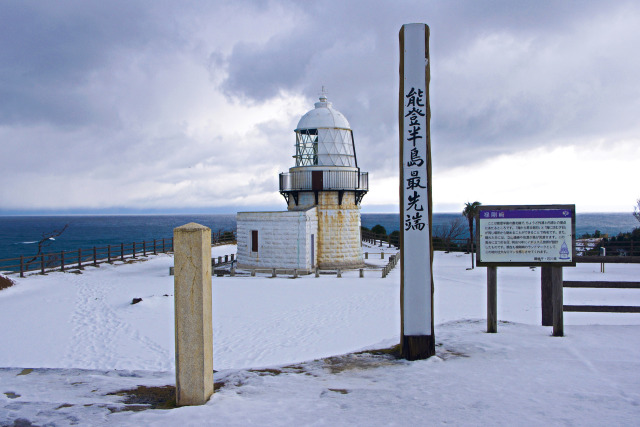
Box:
[279,95,368,268]
[236,94,368,272]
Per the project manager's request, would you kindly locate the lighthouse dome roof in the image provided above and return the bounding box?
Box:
[296,96,351,130]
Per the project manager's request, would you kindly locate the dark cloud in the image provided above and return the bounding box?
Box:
[219,0,640,170]
[0,1,177,127]
[1,0,639,211]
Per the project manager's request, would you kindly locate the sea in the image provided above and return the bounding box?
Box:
[0,213,638,262]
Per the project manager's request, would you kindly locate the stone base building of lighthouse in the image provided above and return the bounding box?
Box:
[236,95,368,273]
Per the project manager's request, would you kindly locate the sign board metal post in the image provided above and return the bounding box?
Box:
[541,266,553,326]
[487,266,497,333]
[399,23,435,360]
[552,266,564,336]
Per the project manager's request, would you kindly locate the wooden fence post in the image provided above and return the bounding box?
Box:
[108,245,111,263]
[61,251,65,272]
[143,241,146,257]
[78,248,82,269]
[154,239,157,255]
[552,267,564,337]
[162,238,166,253]
[120,243,124,261]
[40,254,45,275]
[93,247,97,266]
[541,266,553,326]
[173,223,213,406]
[133,242,137,258]
[487,266,497,333]
[20,255,24,278]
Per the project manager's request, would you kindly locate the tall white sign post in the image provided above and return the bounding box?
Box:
[399,23,435,359]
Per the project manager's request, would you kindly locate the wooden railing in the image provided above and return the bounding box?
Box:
[362,230,474,253]
[563,280,640,313]
[1,231,236,277]
[579,240,639,257]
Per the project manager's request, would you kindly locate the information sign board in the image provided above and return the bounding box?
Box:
[477,205,576,267]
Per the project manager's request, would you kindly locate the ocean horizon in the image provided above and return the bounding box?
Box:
[1,212,638,262]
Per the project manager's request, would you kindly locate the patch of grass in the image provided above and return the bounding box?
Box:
[106,381,226,411]
[107,404,150,413]
[55,403,74,410]
[321,351,404,374]
[438,348,469,360]
[357,344,402,358]
[328,388,349,394]
[107,385,177,410]
[0,274,16,291]
[17,369,33,376]
[247,368,284,376]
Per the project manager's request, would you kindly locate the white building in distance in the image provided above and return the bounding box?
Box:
[236,95,369,273]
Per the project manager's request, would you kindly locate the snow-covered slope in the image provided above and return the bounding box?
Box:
[1,246,639,425]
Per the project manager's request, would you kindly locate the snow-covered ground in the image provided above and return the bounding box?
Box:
[1,244,639,426]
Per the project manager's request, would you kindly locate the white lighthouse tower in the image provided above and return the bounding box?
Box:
[279,94,368,268]
[236,93,368,273]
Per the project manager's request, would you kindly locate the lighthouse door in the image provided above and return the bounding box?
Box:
[312,171,323,190]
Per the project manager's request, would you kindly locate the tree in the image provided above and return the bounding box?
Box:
[634,199,640,223]
[26,224,69,266]
[389,230,400,247]
[433,218,466,252]
[462,201,481,269]
[371,224,387,236]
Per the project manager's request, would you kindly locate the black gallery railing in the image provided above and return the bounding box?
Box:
[279,170,368,192]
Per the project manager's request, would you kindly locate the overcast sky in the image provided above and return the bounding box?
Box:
[1,0,639,214]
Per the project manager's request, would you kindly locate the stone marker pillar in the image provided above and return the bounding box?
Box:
[174,223,213,406]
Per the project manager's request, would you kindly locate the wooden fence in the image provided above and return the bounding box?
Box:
[1,231,236,277]
[578,240,639,257]
[539,256,640,335]
[564,255,640,314]
[563,280,640,313]
[362,229,473,253]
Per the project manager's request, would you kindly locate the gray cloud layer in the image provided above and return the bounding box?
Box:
[1,0,639,212]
